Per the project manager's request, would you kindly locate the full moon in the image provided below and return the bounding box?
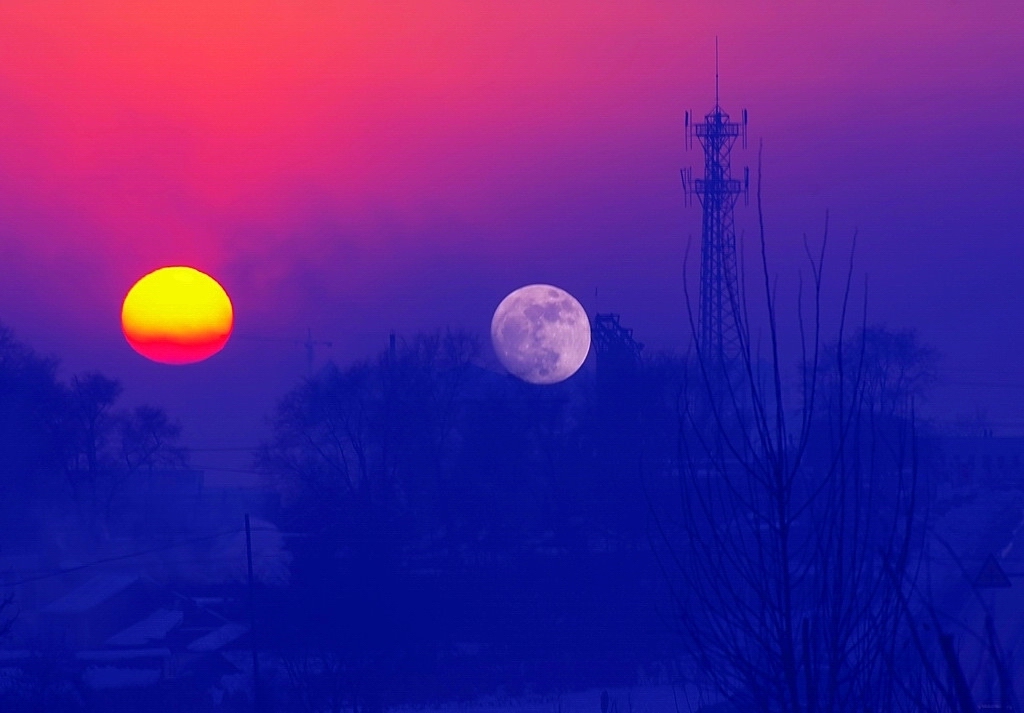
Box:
[121,266,234,365]
[490,284,591,385]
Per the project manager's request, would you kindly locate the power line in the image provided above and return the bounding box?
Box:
[191,465,264,475]
[2,526,279,589]
[940,381,1024,389]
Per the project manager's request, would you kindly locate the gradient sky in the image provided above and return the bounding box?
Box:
[0,1,1022,473]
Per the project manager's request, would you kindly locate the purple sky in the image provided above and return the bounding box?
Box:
[0,1,1022,473]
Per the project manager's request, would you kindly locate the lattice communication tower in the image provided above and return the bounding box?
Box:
[592,313,643,396]
[681,55,749,362]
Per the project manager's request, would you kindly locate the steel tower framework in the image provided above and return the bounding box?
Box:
[592,312,644,395]
[682,63,748,362]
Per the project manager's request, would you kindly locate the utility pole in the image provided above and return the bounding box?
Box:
[246,514,264,712]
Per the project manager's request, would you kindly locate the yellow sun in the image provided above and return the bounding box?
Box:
[121,266,234,365]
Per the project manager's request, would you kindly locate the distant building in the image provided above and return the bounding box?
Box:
[1,570,252,702]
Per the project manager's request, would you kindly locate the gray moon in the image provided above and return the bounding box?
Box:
[490,284,591,385]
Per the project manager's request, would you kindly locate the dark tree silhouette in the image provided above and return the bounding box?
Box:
[259,330,481,528]
[64,371,122,481]
[660,191,934,712]
[0,324,65,532]
[118,404,189,473]
[257,330,484,713]
[57,372,189,538]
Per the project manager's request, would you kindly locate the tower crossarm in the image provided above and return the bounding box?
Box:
[694,121,740,138]
[694,178,743,196]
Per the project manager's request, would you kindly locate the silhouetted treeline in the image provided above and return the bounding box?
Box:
[3,316,1002,713]
[0,323,188,545]
[251,319,958,712]
[254,331,685,709]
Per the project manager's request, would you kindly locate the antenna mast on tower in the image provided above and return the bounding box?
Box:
[681,41,749,363]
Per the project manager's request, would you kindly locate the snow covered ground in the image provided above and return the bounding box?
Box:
[400,684,725,713]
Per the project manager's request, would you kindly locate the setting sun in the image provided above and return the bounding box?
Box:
[121,266,233,365]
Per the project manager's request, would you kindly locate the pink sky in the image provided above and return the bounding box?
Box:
[0,1,1021,463]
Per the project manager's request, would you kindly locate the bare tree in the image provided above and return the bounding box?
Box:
[280,649,351,713]
[63,372,122,482]
[258,329,481,527]
[59,373,189,538]
[660,176,929,711]
[118,404,189,473]
[256,330,483,713]
[257,356,392,525]
[0,324,66,532]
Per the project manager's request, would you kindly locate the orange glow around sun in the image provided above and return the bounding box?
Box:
[121,266,233,365]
